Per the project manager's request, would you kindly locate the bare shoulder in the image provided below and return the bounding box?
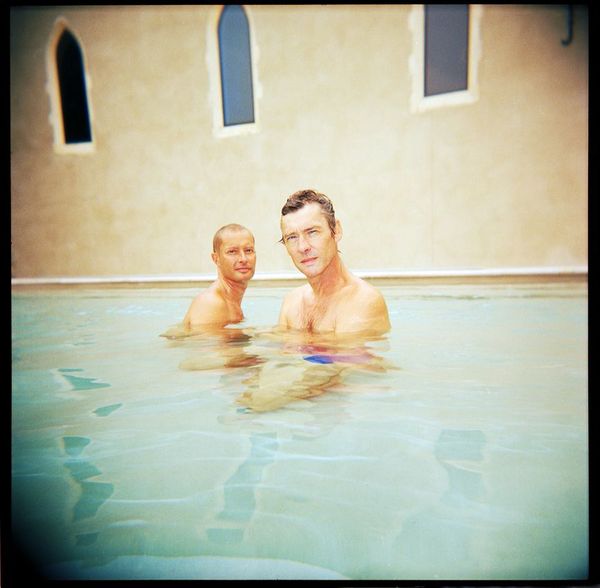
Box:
[184,287,227,327]
[353,276,387,304]
[342,277,390,333]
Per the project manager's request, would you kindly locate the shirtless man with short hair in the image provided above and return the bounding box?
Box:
[183,223,256,329]
[278,189,390,335]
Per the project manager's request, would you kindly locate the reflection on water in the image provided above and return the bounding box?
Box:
[58,367,111,391]
[393,429,488,578]
[162,323,397,413]
[159,323,398,565]
[62,435,114,523]
[436,429,487,506]
[11,285,589,581]
[207,432,279,546]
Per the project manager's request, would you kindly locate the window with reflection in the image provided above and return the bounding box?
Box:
[424,4,469,97]
[218,5,255,126]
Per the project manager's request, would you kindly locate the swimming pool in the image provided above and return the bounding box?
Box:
[11,281,588,580]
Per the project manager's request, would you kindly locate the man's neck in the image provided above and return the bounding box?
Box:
[216,275,247,305]
[307,255,351,299]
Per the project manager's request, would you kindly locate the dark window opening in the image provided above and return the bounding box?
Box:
[56,29,92,143]
[218,5,255,126]
[424,4,469,97]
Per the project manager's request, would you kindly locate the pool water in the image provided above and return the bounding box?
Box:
[11,282,588,580]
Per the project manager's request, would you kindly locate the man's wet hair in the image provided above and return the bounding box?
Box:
[279,189,336,243]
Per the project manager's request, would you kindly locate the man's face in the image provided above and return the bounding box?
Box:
[280,202,341,279]
[213,230,256,283]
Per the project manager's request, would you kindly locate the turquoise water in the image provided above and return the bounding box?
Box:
[11,282,588,580]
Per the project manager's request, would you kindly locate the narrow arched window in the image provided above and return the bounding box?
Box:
[218,5,255,126]
[56,29,92,143]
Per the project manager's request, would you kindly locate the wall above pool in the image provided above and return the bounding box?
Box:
[10,5,588,280]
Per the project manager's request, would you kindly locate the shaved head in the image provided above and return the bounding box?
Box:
[212,223,254,253]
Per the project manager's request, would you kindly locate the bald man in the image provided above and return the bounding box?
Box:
[183,224,256,329]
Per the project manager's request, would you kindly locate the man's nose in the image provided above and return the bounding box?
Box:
[297,234,310,251]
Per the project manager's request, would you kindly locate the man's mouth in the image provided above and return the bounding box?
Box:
[300,257,318,265]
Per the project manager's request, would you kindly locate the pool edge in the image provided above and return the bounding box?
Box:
[11,266,588,290]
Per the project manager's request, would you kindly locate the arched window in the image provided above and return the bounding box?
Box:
[56,28,92,143]
[218,5,255,126]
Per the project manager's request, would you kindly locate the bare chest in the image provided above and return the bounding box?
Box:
[295,296,345,333]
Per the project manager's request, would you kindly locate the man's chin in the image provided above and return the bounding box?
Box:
[295,264,321,278]
[236,270,255,280]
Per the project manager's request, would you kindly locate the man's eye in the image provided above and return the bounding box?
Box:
[286,235,297,242]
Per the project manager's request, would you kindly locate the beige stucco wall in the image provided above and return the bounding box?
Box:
[10,4,588,279]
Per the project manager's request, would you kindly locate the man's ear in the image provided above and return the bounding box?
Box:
[211,251,218,265]
[334,219,343,243]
